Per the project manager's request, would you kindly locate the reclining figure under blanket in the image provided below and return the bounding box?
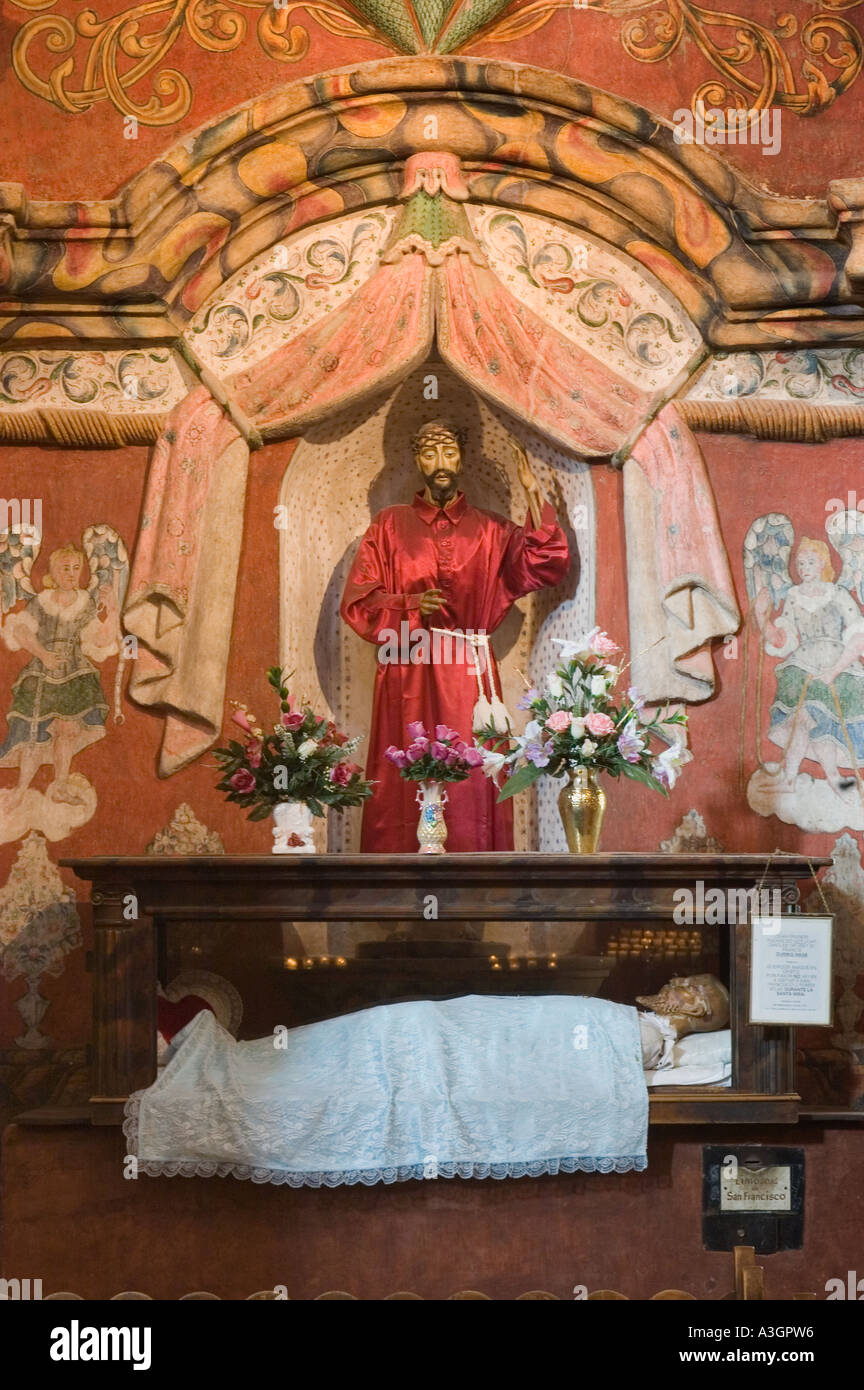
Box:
[126,980,728,1188]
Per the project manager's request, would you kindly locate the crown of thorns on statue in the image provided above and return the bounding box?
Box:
[411,421,466,453]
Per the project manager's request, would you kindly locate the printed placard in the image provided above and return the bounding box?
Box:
[750,915,833,1026]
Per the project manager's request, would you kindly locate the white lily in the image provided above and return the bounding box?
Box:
[552,626,601,663]
[570,715,586,738]
[655,742,692,789]
[589,673,608,697]
[547,673,564,699]
[297,738,318,760]
[480,748,508,779]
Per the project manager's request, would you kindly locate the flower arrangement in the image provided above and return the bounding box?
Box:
[214,666,374,821]
[476,628,690,800]
[385,722,484,782]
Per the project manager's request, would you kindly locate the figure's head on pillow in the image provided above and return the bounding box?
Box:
[636,973,729,1038]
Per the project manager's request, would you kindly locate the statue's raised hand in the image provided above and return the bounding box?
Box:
[509,437,540,495]
[508,437,544,528]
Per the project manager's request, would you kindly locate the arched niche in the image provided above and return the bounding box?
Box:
[277,361,595,854]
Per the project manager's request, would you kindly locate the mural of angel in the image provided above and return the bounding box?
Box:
[0,524,128,844]
[744,510,864,833]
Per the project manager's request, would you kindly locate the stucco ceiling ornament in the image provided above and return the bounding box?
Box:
[7,0,863,126]
[682,347,864,440]
[802,833,864,1054]
[145,803,225,855]
[659,809,723,854]
[186,210,396,379]
[0,831,82,1048]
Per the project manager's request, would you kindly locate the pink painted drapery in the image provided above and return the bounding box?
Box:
[437,253,652,457]
[125,387,247,776]
[625,401,739,704]
[231,257,435,436]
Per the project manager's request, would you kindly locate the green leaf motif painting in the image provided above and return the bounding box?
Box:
[348,0,515,53]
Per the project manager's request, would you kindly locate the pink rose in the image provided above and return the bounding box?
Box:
[230,769,256,794]
[407,720,427,740]
[430,741,447,759]
[444,747,461,767]
[545,710,571,733]
[385,745,408,769]
[330,763,353,787]
[405,739,428,763]
[281,711,304,730]
[463,746,484,768]
[591,631,619,657]
[585,712,615,737]
[245,740,263,768]
[435,724,460,742]
[231,709,252,734]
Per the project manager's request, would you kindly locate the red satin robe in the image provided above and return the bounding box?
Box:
[341,489,570,852]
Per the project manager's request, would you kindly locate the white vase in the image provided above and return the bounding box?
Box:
[415,779,448,855]
[271,801,316,854]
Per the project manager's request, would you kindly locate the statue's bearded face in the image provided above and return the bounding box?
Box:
[415,431,462,504]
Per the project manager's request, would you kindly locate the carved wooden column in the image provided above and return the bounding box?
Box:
[90,875,156,1125]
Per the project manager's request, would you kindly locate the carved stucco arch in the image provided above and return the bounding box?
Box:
[4,57,864,451]
[3,55,864,354]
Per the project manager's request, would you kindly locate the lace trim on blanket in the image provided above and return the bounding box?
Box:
[123,1091,647,1186]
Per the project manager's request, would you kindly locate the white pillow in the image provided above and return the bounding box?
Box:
[645,1061,731,1087]
[671,1029,732,1069]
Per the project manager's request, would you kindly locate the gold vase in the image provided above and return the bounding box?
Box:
[558,767,606,854]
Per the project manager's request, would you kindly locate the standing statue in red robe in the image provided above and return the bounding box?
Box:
[341,421,571,852]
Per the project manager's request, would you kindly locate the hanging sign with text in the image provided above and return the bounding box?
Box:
[749,914,833,1027]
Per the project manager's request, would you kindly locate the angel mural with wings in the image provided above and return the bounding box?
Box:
[0,524,128,844]
[744,509,864,833]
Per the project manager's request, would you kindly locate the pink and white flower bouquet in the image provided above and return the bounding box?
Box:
[214,666,374,822]
[476,628,690,801]
[386,722,484,783]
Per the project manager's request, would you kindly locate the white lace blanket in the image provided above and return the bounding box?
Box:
[125,994,648,1187]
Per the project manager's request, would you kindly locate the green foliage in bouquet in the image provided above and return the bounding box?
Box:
[214,666,374,821]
